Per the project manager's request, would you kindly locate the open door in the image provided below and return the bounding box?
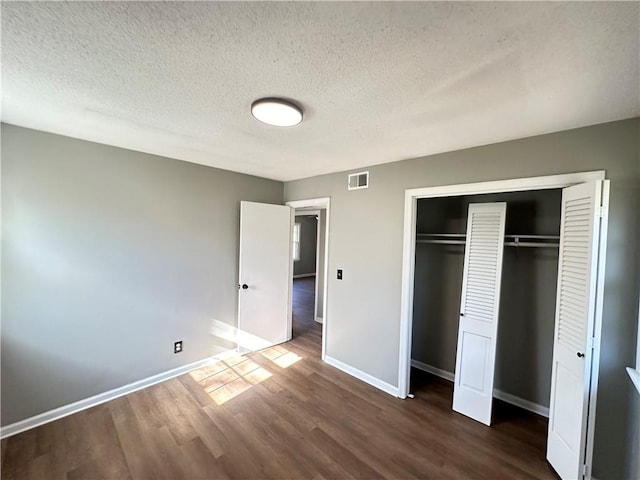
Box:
[547,180,608,480]
[452,202,507,426]
[237,201,293,349]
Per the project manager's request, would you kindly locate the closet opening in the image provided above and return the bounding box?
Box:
[410,189,561,441]
[397,171,609,480]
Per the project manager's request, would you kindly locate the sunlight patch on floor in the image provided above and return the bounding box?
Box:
[260,346,302,368]
[208,377,253,405]
[272,351,302,368]
[188,345,303,406]
[189,355,273,405]
[260,345,290,361]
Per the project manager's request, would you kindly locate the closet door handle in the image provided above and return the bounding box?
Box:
[577,352,585,358]
[239,284,249,290]
[460,313,465,317]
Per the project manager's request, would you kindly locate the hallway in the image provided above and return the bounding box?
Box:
[292,276,321,345]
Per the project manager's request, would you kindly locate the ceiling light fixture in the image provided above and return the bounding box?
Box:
[251,98,303,127]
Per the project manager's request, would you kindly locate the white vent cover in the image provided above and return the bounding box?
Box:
[348,171,369,190]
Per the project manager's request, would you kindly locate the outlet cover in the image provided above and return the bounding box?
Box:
[174,341,183,354]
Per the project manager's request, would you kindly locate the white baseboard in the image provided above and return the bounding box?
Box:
[410,359,549,418]
[325,355,399,397]
[492,390,549,418]
[315,316,323,324]
[411,359,455,381]
[293,273,316,279]
[0,351,235,440]
[627,367,640,395]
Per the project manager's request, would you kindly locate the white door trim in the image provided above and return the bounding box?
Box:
[313,213,321,323]
[293,209,322,321]
[286,197,330,360]
[295,209,321,217]
[584,180,610,478]
[402,171,606,200]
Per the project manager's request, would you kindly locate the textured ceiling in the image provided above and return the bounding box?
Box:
[2,2,639,181]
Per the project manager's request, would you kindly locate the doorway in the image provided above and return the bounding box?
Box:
[286,198,330,360]
[292,211,321,342]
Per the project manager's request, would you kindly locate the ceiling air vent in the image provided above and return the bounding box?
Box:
[348,171,369,190]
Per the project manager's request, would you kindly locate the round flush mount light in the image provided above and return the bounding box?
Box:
[251,98,303,127]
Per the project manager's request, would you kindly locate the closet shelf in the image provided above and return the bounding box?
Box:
[416,233,559,248]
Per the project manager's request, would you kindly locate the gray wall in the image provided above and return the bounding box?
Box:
[293,215,317,276]
[284,118,640,479]
[1,124,283,426]
[412,190,561,408]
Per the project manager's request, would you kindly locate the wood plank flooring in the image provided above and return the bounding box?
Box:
[1,277,557,479]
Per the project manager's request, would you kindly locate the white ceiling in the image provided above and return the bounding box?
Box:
[2,2,639,182]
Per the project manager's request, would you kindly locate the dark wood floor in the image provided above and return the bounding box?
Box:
[292,276,320,341]
[1,277,557,479]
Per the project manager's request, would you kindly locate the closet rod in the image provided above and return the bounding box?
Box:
[505,235,559,240]
[415,239,559,248]
[416,233,559,240]
[417,233,467,238]
[416,239,466,245]
[416,234,560,248]
[504,241,559,248]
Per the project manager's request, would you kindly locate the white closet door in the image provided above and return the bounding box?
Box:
[547,181,607,480]
[452,202,507,426]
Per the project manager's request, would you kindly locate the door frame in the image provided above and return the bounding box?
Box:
[398,171,606,477]
[286,197,330,360]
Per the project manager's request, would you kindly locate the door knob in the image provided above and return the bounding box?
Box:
[577,352,585,358]
[241,284,249,290]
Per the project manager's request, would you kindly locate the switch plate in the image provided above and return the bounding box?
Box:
[337,269,343,280]
[174,341,183,353]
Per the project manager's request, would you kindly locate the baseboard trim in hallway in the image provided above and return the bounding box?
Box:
[292,273,316,279]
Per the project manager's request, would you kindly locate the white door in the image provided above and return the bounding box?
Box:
[547,181,608,480]
[237,201,293,351]
[452,202,507,426]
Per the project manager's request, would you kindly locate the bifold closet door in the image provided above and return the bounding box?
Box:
[452,202,507,426]
[547,180,608,480]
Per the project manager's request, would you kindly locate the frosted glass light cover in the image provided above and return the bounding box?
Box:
[251,98,303,127]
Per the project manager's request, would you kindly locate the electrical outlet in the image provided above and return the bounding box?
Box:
[174,341,183,354]
[337,269,343,280]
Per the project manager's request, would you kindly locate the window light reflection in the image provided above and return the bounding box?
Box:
[188,345,304,406]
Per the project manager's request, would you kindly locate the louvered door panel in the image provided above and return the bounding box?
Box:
[556,197,591,354]
[452,203,507,426]
[547,181,605,480]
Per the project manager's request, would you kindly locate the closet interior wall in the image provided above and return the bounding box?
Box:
[411,189,562,410]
